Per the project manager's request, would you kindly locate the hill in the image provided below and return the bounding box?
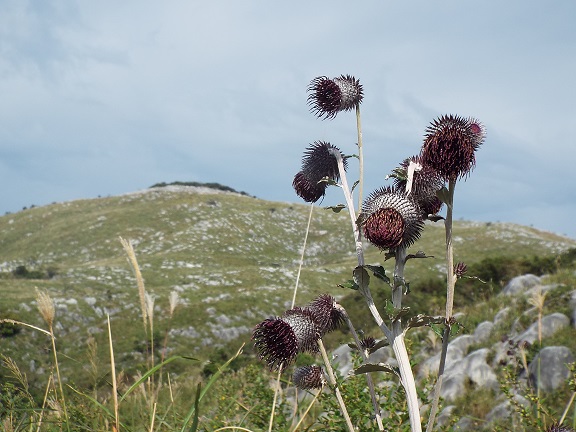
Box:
[1,185,575,393]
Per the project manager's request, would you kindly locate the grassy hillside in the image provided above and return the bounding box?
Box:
[1,185,575,394]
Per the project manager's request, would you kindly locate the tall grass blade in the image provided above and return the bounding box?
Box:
[180,344,244,432]
[119,355,198,403]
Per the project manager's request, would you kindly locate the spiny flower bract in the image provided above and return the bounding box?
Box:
[252,308,320,371]
[361,186,424,250]
[307,75,363,119]
[293,365,325,390]
[546,424,575,432]
[392,155,445,217]
[306,294,345,335]
[293,141,346,203]
[420,115,486,181]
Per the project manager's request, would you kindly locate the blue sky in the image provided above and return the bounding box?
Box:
[1,1,575,239]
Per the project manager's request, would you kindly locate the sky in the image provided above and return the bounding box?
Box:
[1,1,575,239]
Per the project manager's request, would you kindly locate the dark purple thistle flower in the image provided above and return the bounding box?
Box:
[252,308,321,371]
[293,141,346,203]
[293,365,325,390]
[360,336,377,351]
[307,75,363,119]
[454,262,468,278]
[361,187,424,250]
[392,155,445,218]
[420,115,486,181]
[546,424,575,432]
[306,294,346,335]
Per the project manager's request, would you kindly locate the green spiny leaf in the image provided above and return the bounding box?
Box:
[354,363,400,379]
[353,266,370,291]
[325,204,346,213]
[338,280,359,290]
[364,264,390,284]
[404,314,445,333]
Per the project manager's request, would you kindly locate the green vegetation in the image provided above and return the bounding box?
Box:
[0,188,575,430]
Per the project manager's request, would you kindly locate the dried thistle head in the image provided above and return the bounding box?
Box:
[361,187,424,250]
[306,294,346,335]
[307,75,363,119]
[392,155,445,217]
[546,424,575,432]
[293,141,346,203]
[293,365,325,390]
[420,115,485,181]
[253,308,320,371]
[359,336,376,351]
[454,262,468,278]
[35,288,55,328]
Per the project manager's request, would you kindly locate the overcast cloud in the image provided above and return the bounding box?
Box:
[1,1,575,239]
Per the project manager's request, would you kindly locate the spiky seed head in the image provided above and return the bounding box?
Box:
[454,262,468,278]
[253,308,320,371]
[420,115,486,181]
[253,317,299,371]
[361,187,424,250]
[307,75,363,119]
[546,424,575,432]
[393,155,445,217]
[282,307,322,353]
[360,336,377,351]
[306,294,345,335]
[293,365,325,390]
[293,141,346,203]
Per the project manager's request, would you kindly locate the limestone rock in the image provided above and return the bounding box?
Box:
[502,274,541,296]
[529,346,574,392]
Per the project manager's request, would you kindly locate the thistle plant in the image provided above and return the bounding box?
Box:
[254,74,486,431]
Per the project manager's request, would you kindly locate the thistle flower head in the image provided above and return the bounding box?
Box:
[360,336,377,351]
[293,365,325,390]
[546,424,575,432]
[361,187,424,250]
[293,141,346,203]
[454,262,468,278]
[420,115,486,181]
[306,294,345,335]
[253,308,320,371]
[307,75,363,119]
[392,155,445,217]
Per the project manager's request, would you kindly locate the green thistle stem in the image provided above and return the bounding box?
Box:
[426,178,456,432]
[334,150,422,432]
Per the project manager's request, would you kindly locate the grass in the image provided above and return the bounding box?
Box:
[1,187,576,430]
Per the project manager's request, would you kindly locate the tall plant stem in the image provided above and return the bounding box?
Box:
[426,179,456,432]
[108,315,120,432]
[355,105,364,212]
[333,150,422,432]
[268,203,315,432]
[318,339,355,432]
[49,325,69,430]
[339,307,384,430]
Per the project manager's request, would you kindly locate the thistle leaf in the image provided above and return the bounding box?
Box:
[404,314,445,334]
[352,266,370,291]
[364,264,390,284]
[355,363,400,379]
[338,280,359,290]
[326,204,346,213]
